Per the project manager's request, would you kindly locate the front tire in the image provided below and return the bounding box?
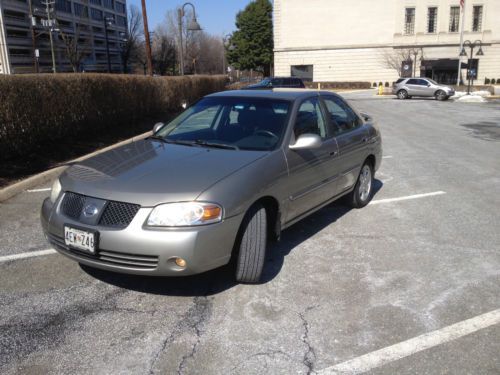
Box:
[397,90,408,100]
[235,204,267,283]
[347,162,374,208]
[435,90,448,101]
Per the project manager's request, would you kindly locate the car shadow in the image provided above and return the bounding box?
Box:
[82,179,383,296]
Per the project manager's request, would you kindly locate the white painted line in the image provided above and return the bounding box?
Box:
[317,308,500,374]
[0,249,57,264]
[26,188,51,193]
[369,191,446,205]
[382,155,393,159]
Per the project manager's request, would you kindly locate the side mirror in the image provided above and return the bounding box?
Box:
[289,133,322,150]
[360,112,372,122]
[153,122,165,133]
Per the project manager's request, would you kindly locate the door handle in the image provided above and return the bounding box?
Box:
[362,137,369,143]
[329,150,337,156]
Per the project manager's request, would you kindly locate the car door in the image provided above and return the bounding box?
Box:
[405,78,421,96]
[418,79,433,96]
[284,95,340,222]
[322,95,369,194]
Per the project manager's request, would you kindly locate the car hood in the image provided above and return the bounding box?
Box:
[59,139,267,207]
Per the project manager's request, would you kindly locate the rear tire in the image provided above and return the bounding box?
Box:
[435,90,448,101]
[397,90,408,100]
[235,204,267,283]
[347,162,374,208]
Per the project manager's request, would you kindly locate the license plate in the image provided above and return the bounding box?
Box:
[64,226,96,254]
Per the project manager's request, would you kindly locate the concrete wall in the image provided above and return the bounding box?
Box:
[274,0,500,83]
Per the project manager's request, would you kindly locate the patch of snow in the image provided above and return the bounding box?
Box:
[455,95,487,103]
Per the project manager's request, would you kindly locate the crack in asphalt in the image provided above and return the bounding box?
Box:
[230,349,293,373]
[148,296,213,375]
[299,306,318,375]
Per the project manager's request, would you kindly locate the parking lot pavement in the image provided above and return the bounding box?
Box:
[1,91,499,374]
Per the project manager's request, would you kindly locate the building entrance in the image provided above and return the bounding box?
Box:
[421,59,459,85]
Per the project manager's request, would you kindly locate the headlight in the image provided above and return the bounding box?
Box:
[146,202,223,227]
[50,179,62,203]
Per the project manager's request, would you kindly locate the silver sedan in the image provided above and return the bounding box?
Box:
[41,89,382,283]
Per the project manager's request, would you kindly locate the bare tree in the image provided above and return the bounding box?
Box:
[120,5,143,73]
[382,48,412,77]
[151,25,177,75]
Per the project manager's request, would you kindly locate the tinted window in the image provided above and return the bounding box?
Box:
[417,79,429,86]
[395,78,405,84]
[323,96,360,134]
[294,98,327,139]
[157,97,291,151]
[407,79,419,85]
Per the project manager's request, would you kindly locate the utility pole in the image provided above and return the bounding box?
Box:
[42,0,57,73]
[28,0,39,73]
[140,0,153,75]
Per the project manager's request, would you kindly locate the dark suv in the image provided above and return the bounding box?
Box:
[244,77,306,90]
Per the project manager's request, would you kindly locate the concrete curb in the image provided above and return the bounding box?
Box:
[0,130,152,203]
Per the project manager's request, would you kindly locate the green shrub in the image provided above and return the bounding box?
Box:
[485,78,490,84]
[373,82,377,87]
[384,82,389,87]
[491,78,496,84]
[379,82,383,86]
[0,74,226,161]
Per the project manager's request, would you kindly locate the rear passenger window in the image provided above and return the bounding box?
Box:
[323,96,360,135]
[294,98,327,139]
[407,79,419,85]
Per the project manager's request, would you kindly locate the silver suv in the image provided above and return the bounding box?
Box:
[392,78,455,101]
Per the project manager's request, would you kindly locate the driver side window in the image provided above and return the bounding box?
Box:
[294,97,327,140]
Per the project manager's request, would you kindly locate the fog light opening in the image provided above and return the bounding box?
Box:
[175,257,187,268]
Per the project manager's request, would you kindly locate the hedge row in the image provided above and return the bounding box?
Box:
[0,74,226,161]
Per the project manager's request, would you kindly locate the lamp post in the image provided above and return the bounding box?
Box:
[459,40,484,94]
[222,34,231,75]
[177,2,202,75]
[104,16,115,73]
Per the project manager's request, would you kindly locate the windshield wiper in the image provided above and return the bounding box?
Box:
[163,139,196,147]
[146,135,168,143]
[193,140,239,150]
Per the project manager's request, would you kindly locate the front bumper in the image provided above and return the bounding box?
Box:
[41,196,243,276]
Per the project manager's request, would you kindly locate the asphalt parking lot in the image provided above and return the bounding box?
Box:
[1,90,499,374]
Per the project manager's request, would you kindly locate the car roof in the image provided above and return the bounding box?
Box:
[206,89,334,101]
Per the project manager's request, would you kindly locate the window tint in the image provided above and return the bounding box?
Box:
[407,79,419,85]
[294,98,327,139]
[395,78,405,84]
[417,79,429,86]
[323,96,360,134]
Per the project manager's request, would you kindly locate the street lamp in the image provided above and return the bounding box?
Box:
[460,40,484,94]
[104,15,115,73]
[222,34,231,75]
[177,2,202,75]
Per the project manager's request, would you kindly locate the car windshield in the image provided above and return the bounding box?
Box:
[156,97,291,151]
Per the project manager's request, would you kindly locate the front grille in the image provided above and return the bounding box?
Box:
[61,192,86,219]
[47,233,158,270]
[61,192,140,228]
[99,201,141,228]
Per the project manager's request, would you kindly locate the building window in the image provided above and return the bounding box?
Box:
[103,0,114,9]
[291,65,313,82]
[74,3,89,18]
[115,1,126,14]
[427,7,437,33]
[91,8,103,21]
[404,8,415,35]
[116,15,127,27]
[449,6,460,32]
[90,0,102,5]
[55,0,72,14]
[472,5,483,32]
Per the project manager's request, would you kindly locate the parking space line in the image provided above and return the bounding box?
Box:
[370,191,446,205]
[26,188,51,192]
[0,249,57,264]
[317,308,500,374]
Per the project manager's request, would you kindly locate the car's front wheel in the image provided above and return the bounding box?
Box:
[235,204,267,283]
[348,162,374,208]
[435,90,449,101]
[397,90,408,100]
